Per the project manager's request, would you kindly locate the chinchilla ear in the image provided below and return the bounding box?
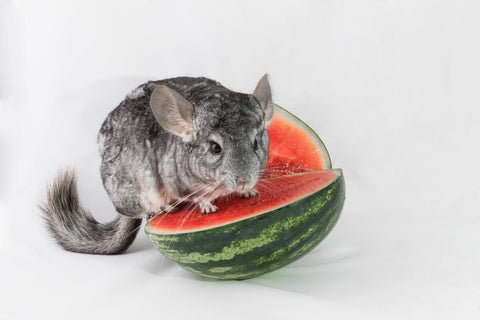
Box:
[150,85,195,142]
[253,74,274,125]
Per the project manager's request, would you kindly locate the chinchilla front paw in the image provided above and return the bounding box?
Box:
[199,201,218,214]
[238,188,259,198]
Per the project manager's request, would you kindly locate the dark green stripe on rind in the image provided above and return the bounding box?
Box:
[146,171,345,280]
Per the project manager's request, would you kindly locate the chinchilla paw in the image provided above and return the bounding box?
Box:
[200,202,218,215]
[239,188,259,198]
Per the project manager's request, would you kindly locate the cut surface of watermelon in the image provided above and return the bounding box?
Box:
[147,170,340,234]
[266,105,331,175]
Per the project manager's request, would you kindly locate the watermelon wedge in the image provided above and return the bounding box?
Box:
[145,105,345,280]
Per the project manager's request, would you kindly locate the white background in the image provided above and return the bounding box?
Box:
[1,0,479,319]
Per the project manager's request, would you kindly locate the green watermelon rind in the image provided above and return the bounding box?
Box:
[145,169,345,280]
[274,104,332,170]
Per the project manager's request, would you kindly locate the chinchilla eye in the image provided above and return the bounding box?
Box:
[210,141,222,154]
[253,138,258,150]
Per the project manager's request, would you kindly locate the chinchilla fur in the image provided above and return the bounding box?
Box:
[41,75,274,255]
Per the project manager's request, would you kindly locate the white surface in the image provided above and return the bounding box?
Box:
[1,1,480,319]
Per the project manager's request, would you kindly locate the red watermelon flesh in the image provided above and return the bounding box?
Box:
[265,107,330,177]
[149,170,339,234]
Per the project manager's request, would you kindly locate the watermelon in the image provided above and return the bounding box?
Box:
[145,105,345,280]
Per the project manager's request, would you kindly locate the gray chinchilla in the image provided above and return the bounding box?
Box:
[41,75,274,254]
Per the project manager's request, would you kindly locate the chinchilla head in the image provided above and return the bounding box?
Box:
[150,75,274,192]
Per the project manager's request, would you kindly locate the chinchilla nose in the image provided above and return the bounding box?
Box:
[236,176,250,190]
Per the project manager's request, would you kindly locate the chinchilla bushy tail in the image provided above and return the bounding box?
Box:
[40,169,142,255]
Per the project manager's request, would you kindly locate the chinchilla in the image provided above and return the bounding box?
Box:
[40,75,274,254]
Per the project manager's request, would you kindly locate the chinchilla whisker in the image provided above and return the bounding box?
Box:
[197,179,225,199]
[260,164,318,173]
[150,184,216,226]
[163,201,199,250]
[157,181,223,229]
[178,182,217,202]
[212,178,227,193]
[255,181,269,189]
[161,181,220,214]
[257,180,275,189]
[194,182,222,204]
[170,202,200,237]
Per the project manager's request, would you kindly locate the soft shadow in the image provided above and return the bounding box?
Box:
[244,244,361,291]
[180,272,223,283]
[126,233,153,253]
[141,251,178,275]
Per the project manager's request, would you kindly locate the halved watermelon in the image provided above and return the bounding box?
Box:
[145,105,344,280]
